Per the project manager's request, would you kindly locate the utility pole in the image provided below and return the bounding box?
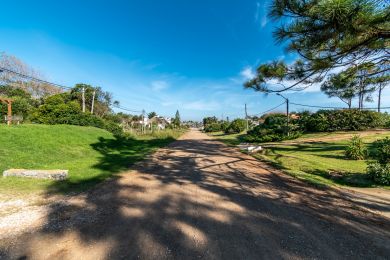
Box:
[82,87,86,113]
[277,93,289,136]
[142,109,146,134]
[91,90,96,114]
[245,103,249,131]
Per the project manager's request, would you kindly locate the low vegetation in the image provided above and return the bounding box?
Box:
[367,138,390,185]
[345,135,367,160]
[244,114,301,143]
[211,130,390,188]
[0,124,184,195]
[204,110,390,144]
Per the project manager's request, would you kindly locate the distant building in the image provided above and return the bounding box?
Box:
[140,116,172,130]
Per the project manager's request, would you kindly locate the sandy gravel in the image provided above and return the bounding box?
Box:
[0,129,389,259]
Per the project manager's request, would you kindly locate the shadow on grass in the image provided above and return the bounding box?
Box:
[213,133,246,146]
[46,135,176,194]
[3,135,390,259]
[260,145,376,188]
[305,168,375,188]
[253,154,330,189]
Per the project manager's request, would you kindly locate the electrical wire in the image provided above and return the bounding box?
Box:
[0,66,72,90]
[290,101,390,110]
[112,104,143,113]
[289,102,345,109]
[250,101,286,117]
[0,66,145,114]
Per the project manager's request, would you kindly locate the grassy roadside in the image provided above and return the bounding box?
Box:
[208,130,390,189]
[0,124,185,195]
[207,131,246,146]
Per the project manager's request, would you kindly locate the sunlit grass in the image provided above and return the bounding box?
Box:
[209,130,390,188]
[0,124,184,195]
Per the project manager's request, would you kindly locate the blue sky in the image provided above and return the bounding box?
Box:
[0,0,387,120]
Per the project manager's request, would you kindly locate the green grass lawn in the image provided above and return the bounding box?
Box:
[209,130,390,188]
[208,131,246,146]
[0,124,184,195]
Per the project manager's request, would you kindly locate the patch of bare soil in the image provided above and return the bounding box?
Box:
[0,130,389,259]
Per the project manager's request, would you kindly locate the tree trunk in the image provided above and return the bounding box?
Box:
[378,85,382,113]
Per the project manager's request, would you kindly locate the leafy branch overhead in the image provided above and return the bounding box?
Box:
[245,0,390,93]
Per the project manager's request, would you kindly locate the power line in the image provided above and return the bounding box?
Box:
[251,101,286,117]
[0,66,72,90]
[0,66,145,114]
[289,102,346,109]
[290,101,390,110]
[112,104,143,113]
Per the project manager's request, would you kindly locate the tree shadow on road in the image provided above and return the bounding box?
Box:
[1,136,390,259]
[44,136,176,194]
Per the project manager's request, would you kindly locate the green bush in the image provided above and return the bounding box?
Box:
[203,116,218,126]
[220,121,230,132]
[204,122,222,132]
[302,109,387,132]
[371,137,390,165]
[244,114,301,142]
[31,93,123,136]
[367,162,390,185]
[224,119,246,134]
[345,135,367,160]
[0,85,39,121]
[365,137,390,185]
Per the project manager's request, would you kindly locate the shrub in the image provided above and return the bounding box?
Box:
[31,93,123,136]
[203,116,218,126]
[224,119,246,134]
[244,114,301,142]
[220,121,230,132]
[0,85,39,121]
[345,135,367,160]
[371,137,390,165]
[367,162,390,185]
[204,122,222,132]
[366,137,390,185]
[302,109,386,132]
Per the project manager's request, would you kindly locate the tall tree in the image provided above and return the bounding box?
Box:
[367,69,390,111]
[173,110,181,127]
[321,72,358,109]
[70,84,114,117]
[245,0,389,93]
[0,52,60,97]
[148,111,157,119]
[203,116,218,126]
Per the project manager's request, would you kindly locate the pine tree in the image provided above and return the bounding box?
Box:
[173,110,181,127]
[245,0,389,93]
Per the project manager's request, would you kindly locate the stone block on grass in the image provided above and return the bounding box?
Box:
[3,169,68,181]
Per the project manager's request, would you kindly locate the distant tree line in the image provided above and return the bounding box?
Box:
[0,52,185,136]
[204,109,390,143]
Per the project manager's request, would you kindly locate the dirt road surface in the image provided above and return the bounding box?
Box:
[1,130,390,259]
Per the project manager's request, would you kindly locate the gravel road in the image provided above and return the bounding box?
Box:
[1,129,389,259]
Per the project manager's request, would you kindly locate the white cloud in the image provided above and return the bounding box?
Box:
[254,2,260,22]
[261,14,268,28]
[255,1,268,28]
[240,66,255,80]
[151,80,169,91]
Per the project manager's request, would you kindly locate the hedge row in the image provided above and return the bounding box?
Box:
[298,109,389,132]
